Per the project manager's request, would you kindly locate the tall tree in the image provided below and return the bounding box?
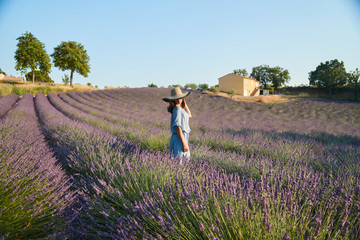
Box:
[14,32,51,84]
[309,59,348,95]
[268,66,290,89]
[198,83,209,92]
[250,65,270,88]
[233,68,248,77]
[51,41,90,87]
[251,65,290,89]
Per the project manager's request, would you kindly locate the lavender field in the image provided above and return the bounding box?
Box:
[1,88,360,239]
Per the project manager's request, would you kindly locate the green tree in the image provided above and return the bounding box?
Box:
[51,41,90,87]
[250,65,270,88]
[348,68,360,87]
[251,65,290,89]
[348,68,360,100]
[269,87,275,94]
[14,32,51,84]
[233,68,248,77]
[268,66,290,89]
[209,85,220,93]
[309,59,348,95]
[184,83,197,90]
[197,83,209,92]
[0,68,6,75]
[148,83,158,87]
[25,70,53,83]
[62,74,69,85]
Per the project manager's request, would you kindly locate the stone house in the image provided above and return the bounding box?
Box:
[0,74,24,81]
[218,73,260,96]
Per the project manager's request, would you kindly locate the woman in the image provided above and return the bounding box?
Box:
[163,87,192,164]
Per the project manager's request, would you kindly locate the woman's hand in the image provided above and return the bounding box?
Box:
[175,126,189,152]
[183,143,189,152]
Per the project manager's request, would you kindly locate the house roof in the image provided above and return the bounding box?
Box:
[218,73,258,81]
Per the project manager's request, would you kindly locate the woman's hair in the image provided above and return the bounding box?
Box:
[167,99,182,113]
[167,101,176,113]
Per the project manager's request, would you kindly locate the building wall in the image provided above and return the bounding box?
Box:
[244,78,260,96]
[219,74,244,95]
[219,73,259,96]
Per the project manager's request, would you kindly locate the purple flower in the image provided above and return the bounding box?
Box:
[282,233,290,240]
[198,221,205,232]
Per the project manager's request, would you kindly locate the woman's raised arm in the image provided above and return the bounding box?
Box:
[183,100,192,118]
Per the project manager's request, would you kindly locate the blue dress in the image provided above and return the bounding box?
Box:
[169,106,191,161]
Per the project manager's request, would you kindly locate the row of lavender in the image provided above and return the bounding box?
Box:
[0,94,75,239]
[1,88,359,238]
[0,93,19,118]
[42,89,360,238]
[56,89,360,179]
[58,88,360,141]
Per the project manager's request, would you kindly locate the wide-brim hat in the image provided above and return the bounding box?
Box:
[162,87,191,102]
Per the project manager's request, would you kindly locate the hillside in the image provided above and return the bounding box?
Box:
[1,88,359,239]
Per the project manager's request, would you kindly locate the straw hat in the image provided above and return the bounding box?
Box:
[162,87,191,102]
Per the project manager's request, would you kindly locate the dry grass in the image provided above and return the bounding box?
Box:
[0,81,97,96]
[204,90,293,103]
[257,95,291,103]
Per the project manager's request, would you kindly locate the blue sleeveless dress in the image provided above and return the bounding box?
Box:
[169,106,191,161]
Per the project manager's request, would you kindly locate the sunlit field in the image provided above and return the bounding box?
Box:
[0,81,97,96]
[1,88,359,239]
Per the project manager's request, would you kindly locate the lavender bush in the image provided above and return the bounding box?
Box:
[0,93,19,118]
[0,93,75,238]
[35,93,142,237]
[56,89,360,178]
[42,88,360,238]
[51,92,169,150]
[1,88,359,238]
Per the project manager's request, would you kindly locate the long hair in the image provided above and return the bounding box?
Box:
[167,99,183,113]
[167,101,176,113]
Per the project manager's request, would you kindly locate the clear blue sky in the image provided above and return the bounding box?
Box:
[1,0,359,88]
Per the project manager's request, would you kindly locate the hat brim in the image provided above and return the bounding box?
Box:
[162,91,191,102]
